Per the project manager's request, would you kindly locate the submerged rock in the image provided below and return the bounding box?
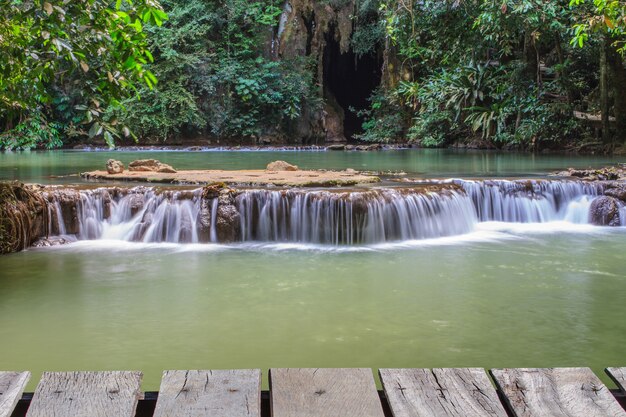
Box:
[32,236,74,247]
[129,159,177,174]
[266,160,299,171]
[355,144,383,151]
[589,196,622,226]
[106,159,124,174]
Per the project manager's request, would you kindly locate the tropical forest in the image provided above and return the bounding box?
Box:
[2,0,626,152]
[1,1,626,415]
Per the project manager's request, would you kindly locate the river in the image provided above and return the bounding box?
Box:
[0,149,624,390]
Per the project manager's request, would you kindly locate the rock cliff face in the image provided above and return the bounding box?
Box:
[274,0,352,143]
[274,0,384,143]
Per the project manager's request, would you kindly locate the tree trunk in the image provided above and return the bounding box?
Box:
[607,45,626,146]
[523,32,538,81]
[600,37,611,146]
[554,34,573,106]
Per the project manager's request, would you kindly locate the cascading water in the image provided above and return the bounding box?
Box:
[237,188,476,244]
[455,180,603,223]
[48,188,204,243]
[42,180,614,246]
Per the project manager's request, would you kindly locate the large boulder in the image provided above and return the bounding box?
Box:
[215,190,241,242]
[196,199,213,242]
[128,194,145,216]
[196,184,227,242]
[106,159,124,174]
[604,183,626,202]
[196,185,241,243]
[589,196,623,226]
[266,160,298,171]
[128,159,177,174]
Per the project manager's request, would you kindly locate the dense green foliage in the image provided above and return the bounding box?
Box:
[2,0,626,151]
[0,0,166,149]
[119,0,319,142]
[355,0,626,151]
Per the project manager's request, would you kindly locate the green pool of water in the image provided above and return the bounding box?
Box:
[1,149,625,391]
[1,148,624,184]
[1,227,625,390]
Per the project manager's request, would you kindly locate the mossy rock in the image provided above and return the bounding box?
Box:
[0,182,48,254]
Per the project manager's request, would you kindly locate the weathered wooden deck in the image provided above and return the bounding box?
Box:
[1,367,625,417]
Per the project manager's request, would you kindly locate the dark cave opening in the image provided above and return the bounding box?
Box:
[323,30,382,141]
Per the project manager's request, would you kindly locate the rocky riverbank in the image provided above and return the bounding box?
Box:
[82,159,381,187]
[555,165,626,181]
[71,144,409,152]
[2,177,624,254]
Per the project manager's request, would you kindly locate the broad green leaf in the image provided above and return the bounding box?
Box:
[104,131,115,148]
[88,122,101,138]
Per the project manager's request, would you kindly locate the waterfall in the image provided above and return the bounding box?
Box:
[237,188,476,244]
[47,188,204,244]
[456,180,602,223]
[42,180,611,245]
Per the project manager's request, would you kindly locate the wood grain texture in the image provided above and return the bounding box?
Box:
[0,372,30,417]
[606,367,626,394]
[25,371,142,417]
[379,368,508,417]
[270,368,385,417]
[491,367,626,417]
[153,369,261,417]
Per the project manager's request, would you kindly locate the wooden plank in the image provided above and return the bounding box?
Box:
[0,372,30,417]
[25,371,142,417]
[574,111,616,123]
[491,367,626,417]
[153,369,261,417]
[606,367,626,394]
[270,368,385,417]
[379,368,508,417]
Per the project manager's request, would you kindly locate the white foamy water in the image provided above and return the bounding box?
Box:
[42,179,622,247]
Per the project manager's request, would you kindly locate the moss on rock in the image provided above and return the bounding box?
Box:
[0,182,48,254]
